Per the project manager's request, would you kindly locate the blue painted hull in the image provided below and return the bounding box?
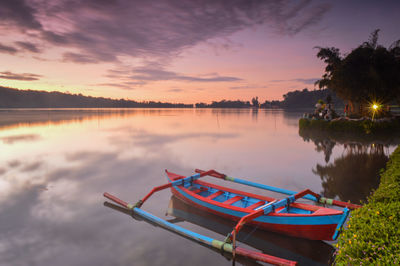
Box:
[166,172,347,240]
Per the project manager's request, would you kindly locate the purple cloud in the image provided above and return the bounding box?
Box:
[229,84,268,90]
[95,83,135,90]
[271,78,319,84]
[167,88,183,93]
[0,43,18,54]
[15,41,40,53]
[0,0,332,64]
[62,52,100,64]
[0,0,42,30]
[130,66,241,83]
[103,64,242,86]
[0,71,42,81]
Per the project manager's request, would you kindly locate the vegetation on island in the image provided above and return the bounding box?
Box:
[315,29,400,116]
[299,117,400,140]
[0,86,192,108]
[335,146,400,264]
[300,30,400,137]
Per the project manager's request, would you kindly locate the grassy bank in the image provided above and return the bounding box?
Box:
[299,117,400,142]
[335,146,400,264]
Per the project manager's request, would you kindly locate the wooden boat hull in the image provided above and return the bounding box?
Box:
[166,171,346,241]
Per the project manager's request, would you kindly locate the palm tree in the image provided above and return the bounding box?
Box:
[315,30,400,116]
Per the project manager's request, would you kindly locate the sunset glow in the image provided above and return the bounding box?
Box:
[0,1,399,103]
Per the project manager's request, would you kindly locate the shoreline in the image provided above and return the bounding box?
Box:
[299,117,400,140]
[335,145,400,264]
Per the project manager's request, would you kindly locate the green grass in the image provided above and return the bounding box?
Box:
[299,118,400,143]
[335,146,400,265]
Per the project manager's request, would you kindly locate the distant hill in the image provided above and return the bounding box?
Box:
[195,100,251,108]
[261,88,345,109]
[0,86,345,109]
[0,86,192,108]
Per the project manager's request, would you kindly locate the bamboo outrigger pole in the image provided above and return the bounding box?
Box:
[224,189,349,250]
[103,168,359,265]
[195,169,362,210]
[103,192,297,266]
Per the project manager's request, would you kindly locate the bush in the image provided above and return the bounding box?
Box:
[299,117,400,137]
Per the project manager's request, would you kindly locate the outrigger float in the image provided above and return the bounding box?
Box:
[104,169,362,266]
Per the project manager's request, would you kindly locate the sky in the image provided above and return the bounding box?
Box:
[0,0,399,104]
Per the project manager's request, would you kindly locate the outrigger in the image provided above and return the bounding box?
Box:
[104,169,361,265]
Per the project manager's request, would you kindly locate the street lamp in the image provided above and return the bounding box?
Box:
[371,103,380,120]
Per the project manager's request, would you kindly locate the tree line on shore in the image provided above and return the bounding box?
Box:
[0,86,342,109]
[0,86,192,108]
[195,88,344,109]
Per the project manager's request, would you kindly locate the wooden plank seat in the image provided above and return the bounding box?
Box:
[206,191,223,199]
[245,200,265,210]
[223,196,243,205]
[190,186,208,194]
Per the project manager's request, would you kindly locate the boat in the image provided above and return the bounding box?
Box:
[165,169,358,241]
[104,169,361,265]
[166,195,335,266]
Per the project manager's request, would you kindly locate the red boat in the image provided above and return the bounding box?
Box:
[165,169,359,241]
[104,169,361,266]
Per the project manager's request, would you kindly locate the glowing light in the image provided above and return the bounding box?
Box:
[372,104,378,110]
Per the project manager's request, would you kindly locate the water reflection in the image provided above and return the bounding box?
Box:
[165,196,334,266]
[0,133,41,144]
[0,108,193,130]
[104,201,265,266]
[313,143,389,203]
[0,108,394,265]
[300,130,394,203]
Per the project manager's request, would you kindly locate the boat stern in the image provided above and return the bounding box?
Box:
[332,207,350,240]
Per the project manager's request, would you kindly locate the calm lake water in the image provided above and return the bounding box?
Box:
[0,108,395,266]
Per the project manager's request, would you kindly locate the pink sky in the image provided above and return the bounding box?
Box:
[0,0,399,104]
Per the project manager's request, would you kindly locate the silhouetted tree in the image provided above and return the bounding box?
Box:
[261,88,344,109]
[315,29,400,115]
[326,94,332,104]
[251,96,259,108]
[196,99,251,108]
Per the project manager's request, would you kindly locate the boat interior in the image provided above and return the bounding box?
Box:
[184,181,316,215]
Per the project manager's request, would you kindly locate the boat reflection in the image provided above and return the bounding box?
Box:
[166,196,334,266]
[103,201,264,266]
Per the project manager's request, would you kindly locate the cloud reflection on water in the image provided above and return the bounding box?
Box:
[0,109,243,265]
[1,148,206,266]
[1,108,391,265]
[0,134,41,144]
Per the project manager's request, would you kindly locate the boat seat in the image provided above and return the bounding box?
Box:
[223,196,243,205]
[206,191,223,200]
[190,186,208,194]
[190,188,201,194]
[245,201,265,209]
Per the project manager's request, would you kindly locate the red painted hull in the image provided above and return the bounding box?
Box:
[171,186,337,240]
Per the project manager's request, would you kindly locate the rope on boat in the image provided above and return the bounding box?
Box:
[238,221,262,247]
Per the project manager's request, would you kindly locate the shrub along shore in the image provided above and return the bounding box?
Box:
[335,145,400,264]
[299,117,400,142]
